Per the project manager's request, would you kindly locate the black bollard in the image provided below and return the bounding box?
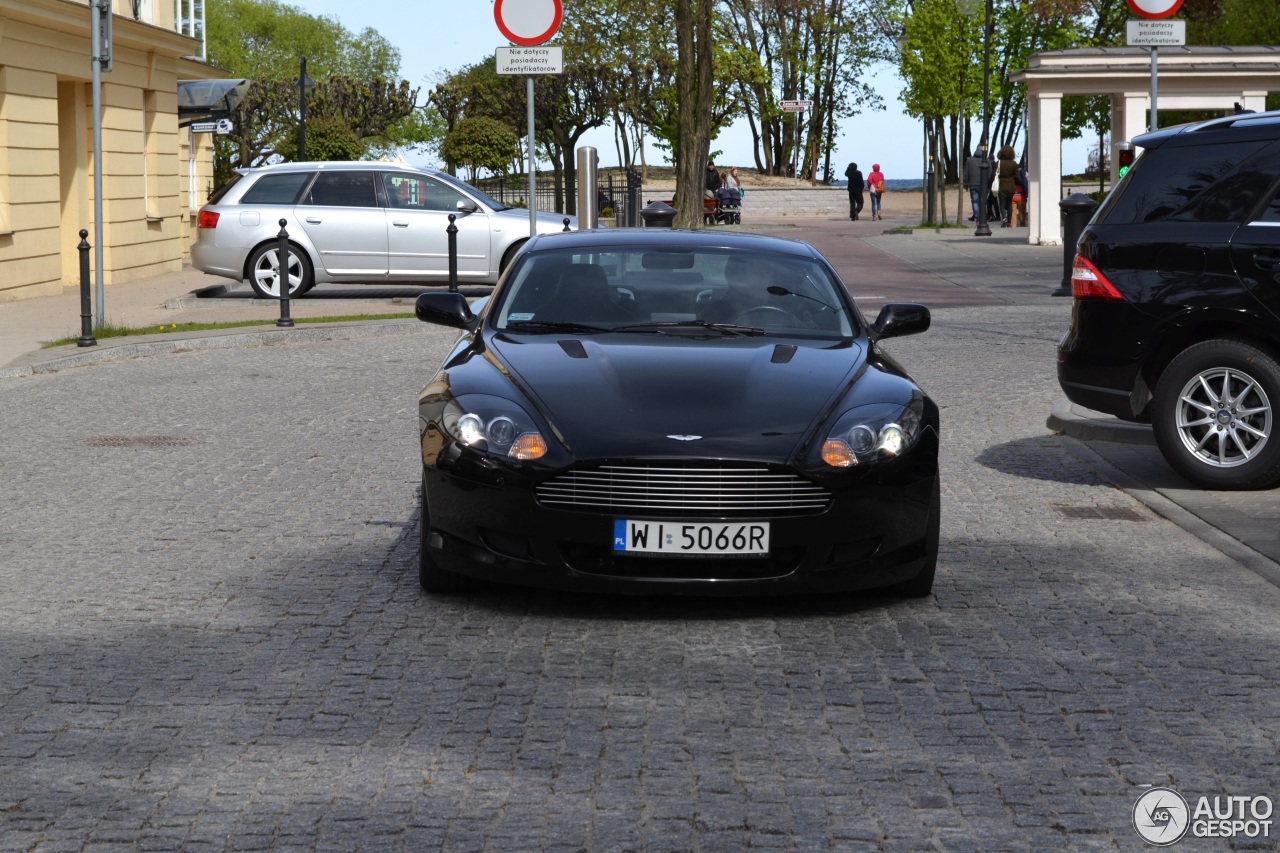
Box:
[447,213,458,293]
[563,217,571,232]
[638,201,676,228]
[77,230,97,347]
[1055,193,1099,297]
[926,165,936,226]
[276,219,294,327]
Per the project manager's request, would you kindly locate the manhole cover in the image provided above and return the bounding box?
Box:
[78,435,199,449]
[1052,505,1146,521]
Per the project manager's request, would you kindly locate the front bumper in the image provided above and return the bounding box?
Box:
[422,432,939,595]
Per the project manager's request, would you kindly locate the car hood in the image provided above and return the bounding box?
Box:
[490,334,863,461]
[492,206,578,235]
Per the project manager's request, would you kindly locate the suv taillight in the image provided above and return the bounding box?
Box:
[1071,255,1124,301]
[197,210,220,229]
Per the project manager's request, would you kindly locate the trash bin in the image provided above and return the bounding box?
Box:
[1055,193,1099,297]
[639,201,677,228]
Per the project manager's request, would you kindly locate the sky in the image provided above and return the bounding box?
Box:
[292,0,1090,183]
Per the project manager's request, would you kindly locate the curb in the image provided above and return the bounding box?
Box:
[0,318,421,379]
[1046,396,1155,446]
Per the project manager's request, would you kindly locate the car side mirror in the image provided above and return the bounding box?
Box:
[456,199,480,216]
[416,292,475,329]
[870,303,930,340]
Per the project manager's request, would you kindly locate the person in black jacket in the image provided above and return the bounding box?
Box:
[844,162,864,221]
[705,161,722,199]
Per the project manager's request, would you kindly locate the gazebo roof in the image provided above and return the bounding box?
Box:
[1014,46,1280,81]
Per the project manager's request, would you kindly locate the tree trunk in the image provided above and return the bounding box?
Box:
[674,0,715,230]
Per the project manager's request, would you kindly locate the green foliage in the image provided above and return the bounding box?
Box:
[212,75,417,184]
[440,117,521,179]
[1188,0,1280,45]
[367,105,448,161]
[275,115,365,161]
[206,0,424,185]
[898,0,971,122]
[206,0,400,80]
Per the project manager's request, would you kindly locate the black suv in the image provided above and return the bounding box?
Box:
[1058,110,1280,490]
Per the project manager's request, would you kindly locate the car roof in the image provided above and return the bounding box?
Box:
[521,227,824,258]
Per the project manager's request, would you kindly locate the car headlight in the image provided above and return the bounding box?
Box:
[441,394,547,461]
[820,397,924,468]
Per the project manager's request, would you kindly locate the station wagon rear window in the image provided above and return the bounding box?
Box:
[239,173,312,205]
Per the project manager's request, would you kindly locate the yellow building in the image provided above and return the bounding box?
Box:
[0,0,220,301]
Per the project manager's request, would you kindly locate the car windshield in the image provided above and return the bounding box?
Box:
[493,246,855,339]
[431,171,509,211]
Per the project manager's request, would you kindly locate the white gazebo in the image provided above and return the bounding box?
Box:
[1011,46,1280,245]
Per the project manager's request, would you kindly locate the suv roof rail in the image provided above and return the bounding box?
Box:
[1188,109,1280,133]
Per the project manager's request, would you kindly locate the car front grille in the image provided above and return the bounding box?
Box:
[535,463,831,517]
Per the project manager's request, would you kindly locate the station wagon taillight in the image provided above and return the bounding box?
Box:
[1071,255,1124,301]
[197,210,220,229]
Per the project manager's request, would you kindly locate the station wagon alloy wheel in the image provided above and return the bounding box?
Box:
[248,243,312,298]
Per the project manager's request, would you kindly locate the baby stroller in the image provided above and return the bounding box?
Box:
[714,186,742,224]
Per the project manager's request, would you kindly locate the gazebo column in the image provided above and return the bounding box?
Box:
[1112,93,1149,182]
[1028,92,1061,246]
[1241,91,1267,112]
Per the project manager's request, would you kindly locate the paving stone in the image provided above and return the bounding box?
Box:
[1,262,1277,851]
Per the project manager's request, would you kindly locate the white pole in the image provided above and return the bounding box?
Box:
[527,76,536,238]
[1150,46,1158,133]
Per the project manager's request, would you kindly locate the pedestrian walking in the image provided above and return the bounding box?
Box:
[997,145,1019,227]
[987,153,1001,222]
[963,145,986,222]
[866,163,886,221]
[844,162,864,221]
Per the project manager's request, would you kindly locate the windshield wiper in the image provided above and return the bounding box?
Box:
[505,320,608,334]
[613,320,766,337]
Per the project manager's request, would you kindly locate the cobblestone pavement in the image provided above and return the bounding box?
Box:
[2,300,1279,851]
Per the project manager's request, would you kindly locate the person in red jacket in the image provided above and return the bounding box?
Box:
[865,164,886,221]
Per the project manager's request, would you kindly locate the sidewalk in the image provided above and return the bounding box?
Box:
[0,266,436,377]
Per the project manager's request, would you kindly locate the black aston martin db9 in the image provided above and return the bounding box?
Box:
[415,228,939,596]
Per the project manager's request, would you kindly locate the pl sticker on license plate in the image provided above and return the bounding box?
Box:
[613,520,770,556]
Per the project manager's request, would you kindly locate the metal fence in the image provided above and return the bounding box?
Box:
[474,168,645,227]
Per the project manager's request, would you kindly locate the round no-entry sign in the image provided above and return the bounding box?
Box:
[1126,0,1183,19]
[495,0,563,46]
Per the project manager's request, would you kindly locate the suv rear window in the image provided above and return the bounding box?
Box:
[239,173,313,205]
[1098,139,1273,225]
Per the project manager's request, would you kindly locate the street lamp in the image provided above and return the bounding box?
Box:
[960,0,994,237]
[297,57,315,161]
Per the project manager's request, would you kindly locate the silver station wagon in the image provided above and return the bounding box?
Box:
[192,161,577,297]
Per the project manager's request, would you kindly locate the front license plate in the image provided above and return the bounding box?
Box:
[612,520,770,556]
